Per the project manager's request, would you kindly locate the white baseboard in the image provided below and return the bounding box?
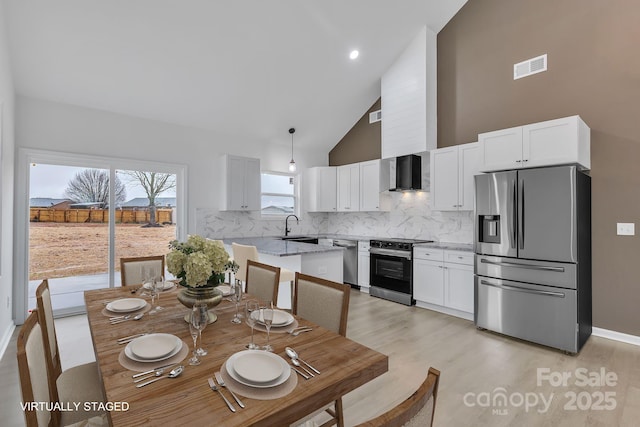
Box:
[0,322,16,361]
[592,327,640,347]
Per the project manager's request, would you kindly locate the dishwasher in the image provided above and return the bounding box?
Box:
[333,239,358,286]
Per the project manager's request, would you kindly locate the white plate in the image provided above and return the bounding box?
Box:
[106,298,147,313]
[226,350,290,388]
[251,309,294,327]
[217,285,231,296]
[143,281,174,291]
[125,337,183,363]
[128,333,181,360]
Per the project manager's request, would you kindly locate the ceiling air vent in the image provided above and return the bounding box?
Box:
[513,54,547,80]
[369,110,382,124]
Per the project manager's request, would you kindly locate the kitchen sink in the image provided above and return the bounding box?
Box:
[279,236,319,244]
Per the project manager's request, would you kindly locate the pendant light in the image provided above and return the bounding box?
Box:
[288,127,297,172]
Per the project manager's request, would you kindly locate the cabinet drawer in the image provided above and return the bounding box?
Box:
[444,250,474,265]
[358,241,370,251]
[413,247,444,262]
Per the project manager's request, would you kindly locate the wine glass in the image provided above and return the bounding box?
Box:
[193,303,209,356]
[142,267,159,314]
[245,300,259,349]
[152,273,164,312]
[261,301,274,352]
[230,281,243,324]
[188,307,204,365]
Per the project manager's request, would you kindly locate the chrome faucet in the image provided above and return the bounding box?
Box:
[284,214,299,236]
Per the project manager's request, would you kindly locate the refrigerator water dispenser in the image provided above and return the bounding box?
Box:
[479,215,500,243]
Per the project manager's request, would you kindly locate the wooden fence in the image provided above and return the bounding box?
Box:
[30,208,174,224]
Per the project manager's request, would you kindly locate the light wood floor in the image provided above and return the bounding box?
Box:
[2,290,639,426]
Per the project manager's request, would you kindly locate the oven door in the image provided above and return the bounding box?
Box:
[369,248,412,294]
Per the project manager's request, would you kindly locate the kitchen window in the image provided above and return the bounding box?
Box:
[261,172,297,217]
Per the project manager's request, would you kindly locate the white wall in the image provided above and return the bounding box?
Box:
[16,95,329,233]
[0,1,16,354]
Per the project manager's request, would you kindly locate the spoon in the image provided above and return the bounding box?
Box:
[285,347,321,374]
[136,366,184,387]
[290,358,314,377]
[289,328,313,336]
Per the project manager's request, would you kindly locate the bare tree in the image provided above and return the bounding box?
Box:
[64,169,126,206]
[121,171,176,226]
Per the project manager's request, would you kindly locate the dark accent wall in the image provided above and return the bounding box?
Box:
[328,98,381,166]
[438,0,640,335]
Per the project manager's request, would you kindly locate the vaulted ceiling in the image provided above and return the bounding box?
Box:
[3,0,467,152]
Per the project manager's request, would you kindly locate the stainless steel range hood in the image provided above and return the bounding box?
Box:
[389,154,421,191]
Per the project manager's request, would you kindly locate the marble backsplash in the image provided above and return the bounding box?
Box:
[196,208,329,238]
[197,190,473,243]
[324,191,473,243]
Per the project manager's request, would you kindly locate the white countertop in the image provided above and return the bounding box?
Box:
[223,237,343,257]
[413,242,474,252]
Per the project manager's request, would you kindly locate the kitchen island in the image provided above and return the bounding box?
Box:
[222,236,344,285]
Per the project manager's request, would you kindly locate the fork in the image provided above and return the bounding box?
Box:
[215,372,244,408]
[289,328,313,336]
[208,377,236,412]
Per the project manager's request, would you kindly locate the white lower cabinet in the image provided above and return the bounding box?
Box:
[413,248,474,320]
[357,241,370,292]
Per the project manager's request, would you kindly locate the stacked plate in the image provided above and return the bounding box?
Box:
[217,285,232,296]
[251,309,295,328]
[226,350,290,388]
[142,281,175,291]
[106,298,146,313]
[125,333,182,363]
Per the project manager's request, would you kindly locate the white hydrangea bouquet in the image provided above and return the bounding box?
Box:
[167,235,238,288]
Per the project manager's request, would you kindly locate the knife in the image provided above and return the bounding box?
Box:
[117,333,147,343]
[132,363,176,378]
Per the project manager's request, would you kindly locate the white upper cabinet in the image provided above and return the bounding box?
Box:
[337,164,360,212]
[381,26,437,158]
[305,167,337,212]
[220,154,260,211]
[430,142,480,211]
[478,115,590,172]
[359,159,390,212]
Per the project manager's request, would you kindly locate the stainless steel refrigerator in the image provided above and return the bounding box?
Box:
[474,165,591,353]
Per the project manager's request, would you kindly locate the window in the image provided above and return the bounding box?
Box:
[261,172,297,217]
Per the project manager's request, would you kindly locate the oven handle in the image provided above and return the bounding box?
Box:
[369,248,412,260]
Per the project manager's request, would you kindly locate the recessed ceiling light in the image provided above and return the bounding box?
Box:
[349,50,359,60]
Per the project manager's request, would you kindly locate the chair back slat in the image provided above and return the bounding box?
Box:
[245,260,280,303]
[119,255,165,286]
[17,310,56,427]
[293,273,350,337]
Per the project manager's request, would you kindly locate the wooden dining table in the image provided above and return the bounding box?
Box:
[84,285,388,426]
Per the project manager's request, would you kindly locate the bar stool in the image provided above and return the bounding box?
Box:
[232,242,295,308]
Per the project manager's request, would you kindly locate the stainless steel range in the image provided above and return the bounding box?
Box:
[369,238,433,306]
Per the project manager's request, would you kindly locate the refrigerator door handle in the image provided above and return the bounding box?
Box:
[509,179,517,249]
[480,258,565,272]
[480,280,566,298]
[518,177,525,250]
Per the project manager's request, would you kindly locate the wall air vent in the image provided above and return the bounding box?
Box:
[369,110,382,124]
[514,54,547,80]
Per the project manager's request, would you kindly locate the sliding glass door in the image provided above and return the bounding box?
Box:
[17,149,186,319]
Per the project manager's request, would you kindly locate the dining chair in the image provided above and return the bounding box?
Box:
[245,260,281,303]
[232,242,295,307]
[119,254,165,286]
[17,309,108,427]
[292,272,351,427]
[35,280,106,425]
[353,367,441,427]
